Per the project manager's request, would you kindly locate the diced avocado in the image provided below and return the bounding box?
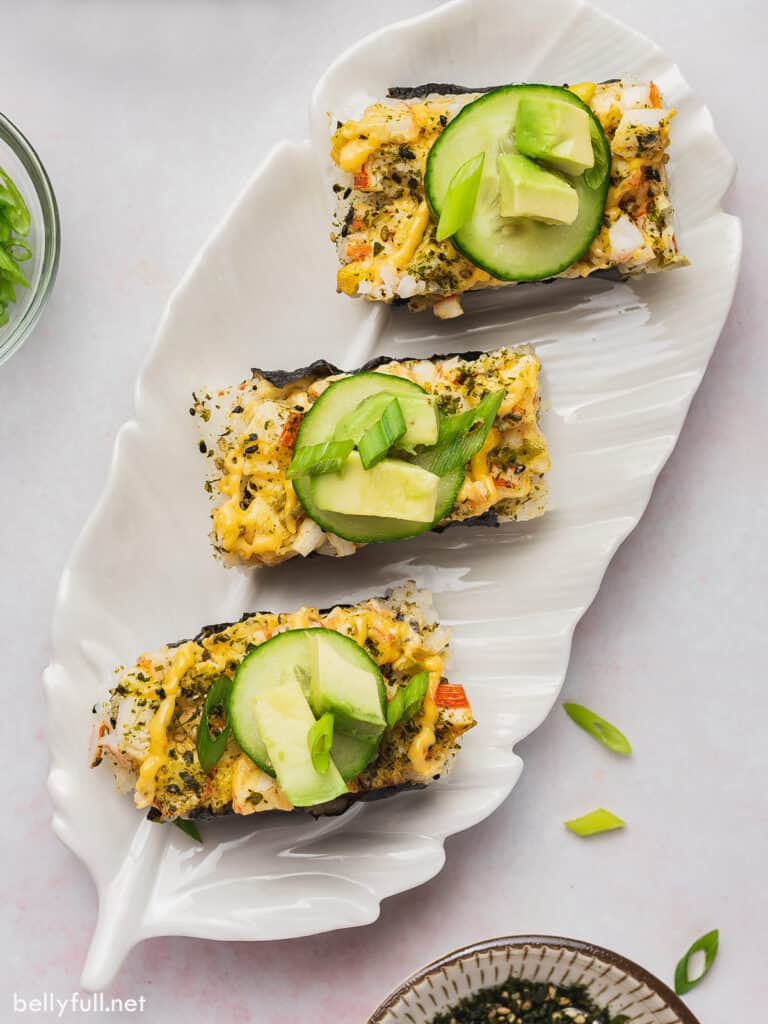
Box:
[515,96,594,175]
[312,451,439,522]
[309,631,386,740]
[498,154,579,225]
[252,678,347,807]
[334,392,439,450]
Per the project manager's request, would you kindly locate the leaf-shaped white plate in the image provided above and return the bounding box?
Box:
[44,0,740,990]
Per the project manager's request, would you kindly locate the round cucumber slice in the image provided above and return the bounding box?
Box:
[230,630,311,774]
[425,84,611,282]
[331,731,381,782]
[293,373,464,543]
[229,627,385,780]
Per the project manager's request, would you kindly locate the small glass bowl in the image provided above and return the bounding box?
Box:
[0,111,60,367]
[369,935,702,1024]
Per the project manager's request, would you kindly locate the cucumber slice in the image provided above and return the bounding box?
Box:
[230,630,312,774]
[308,629,386,739]
[425,84,611,281]
[296,466,464,544]
[293,372,464,543]
[331,731,381,782]
[252,679,347,807]
[229,627,385,780]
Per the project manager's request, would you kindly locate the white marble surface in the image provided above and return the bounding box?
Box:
[0,1,763,1021]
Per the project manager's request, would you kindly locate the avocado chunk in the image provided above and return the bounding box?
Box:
[309,630,386,740]
[515,96,594,175]
[252,678,347,807]
[312,451,440,521]
[334,392,439,451]
[498,154,579,225]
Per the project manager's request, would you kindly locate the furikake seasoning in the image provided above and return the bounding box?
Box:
[430,977,628,1024]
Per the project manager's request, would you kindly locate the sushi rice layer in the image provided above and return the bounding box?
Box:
[331,79,686,317]
[194,347,550,568]
[91,585,474,822]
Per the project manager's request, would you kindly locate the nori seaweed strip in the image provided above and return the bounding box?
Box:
[250,350,492,390]
[387,83,496,98]
[387,79,622,100]
[152,782,427,823]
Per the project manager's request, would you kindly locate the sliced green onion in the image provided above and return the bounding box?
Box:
[308,712,334,774]
[386,671,430,729]
[0,277,16,303]
[674,929,719,995]
[5,239,32,262]
[197,675,232,773]
[436,151,485,242]
[0,169,30,235]
[416,390,504,477]
[583,120,609,190]
[286,438,354,479]
[0,305,8,327]
[333,391,398,444]
[563,702,632,755]
[564,808,625,837]
[0,244,30,288]
[174,819,203,843]
[358,398,406,469]
[0,211,11,242]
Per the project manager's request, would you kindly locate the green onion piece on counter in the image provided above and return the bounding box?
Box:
[436,151,485,241]
[197,675,232,773]
[564,808,625,837]
[584,120,610,190]
[563,702,632,755]
[286,438,355,479]
[386,671,430,729]
[174,819,203,843]
[416,390,504,476]
[674,929,719,995]
[307,712,335,774]
[358,398,406,469]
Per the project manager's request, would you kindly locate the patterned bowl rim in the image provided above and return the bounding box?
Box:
[368,935,701,1024]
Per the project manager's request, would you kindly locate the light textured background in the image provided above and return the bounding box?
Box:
[0,1,764,1021]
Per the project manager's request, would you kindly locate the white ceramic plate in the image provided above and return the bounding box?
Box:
[44,0,740,990]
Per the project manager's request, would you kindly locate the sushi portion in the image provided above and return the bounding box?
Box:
[90,584,473,822]
[194,346,550,568]
[330,80,686,317]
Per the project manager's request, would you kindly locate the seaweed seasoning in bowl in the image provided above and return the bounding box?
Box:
[431,976,626,1024]
[0,111,60,366]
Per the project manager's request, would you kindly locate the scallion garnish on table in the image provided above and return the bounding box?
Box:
[0,167,32,327]
[564,807,625,837]
[563,702,632,755]
[674,929,719,995]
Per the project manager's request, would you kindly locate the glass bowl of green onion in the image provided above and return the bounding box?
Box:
[0,111,60,367]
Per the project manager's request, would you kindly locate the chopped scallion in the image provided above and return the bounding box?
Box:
[564,808,625,837]
[563,702,632,755]
[416,390,504,476]
[386,671,430,729]
[197,675,232,773]
[674,929,719,995]
[435,152,485,241]
[308,712,335,774]
[358,398,406,469]
[286,438,354,479]
[174,819,203,843]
